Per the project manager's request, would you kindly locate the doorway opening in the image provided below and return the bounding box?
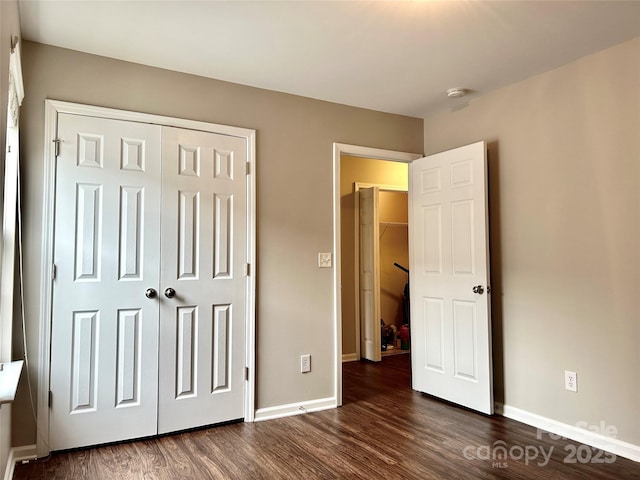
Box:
[377,189,410,357]
[356,183,409,362]
[332,143,422,406]
[334,141,494,415]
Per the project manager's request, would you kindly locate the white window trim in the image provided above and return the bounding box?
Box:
[1,40,24,364]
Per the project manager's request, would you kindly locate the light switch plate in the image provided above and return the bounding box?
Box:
[318,253,332,268]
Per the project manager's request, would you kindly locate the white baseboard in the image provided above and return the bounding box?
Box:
[498,403,640,463]
[254,397,336,422]
[341,353,358,362]
[4,445,37,480]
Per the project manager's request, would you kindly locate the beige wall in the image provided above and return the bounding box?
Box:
[379,190,408,224]
[340,156,409,355]
[14,42,423,446]
[0,0,21,472]
[424,38,640,445]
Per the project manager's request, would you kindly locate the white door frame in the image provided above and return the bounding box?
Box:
[353,182,407,361]
[37,99,256,456]
[332,143,422,406]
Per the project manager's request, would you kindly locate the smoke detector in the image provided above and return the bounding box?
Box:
[446,87,468,98]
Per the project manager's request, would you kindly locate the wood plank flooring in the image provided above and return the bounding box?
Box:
[14,355,640,479]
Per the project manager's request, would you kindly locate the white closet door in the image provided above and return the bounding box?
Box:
[359,187,381,362]
[50,114,162,450]
[157,127,247,433]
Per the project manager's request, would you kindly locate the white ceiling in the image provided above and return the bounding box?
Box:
[18,1,640,118]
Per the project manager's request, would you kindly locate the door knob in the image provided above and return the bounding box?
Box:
[164,287,176,298]
[472,285,484,295]
[145,288,157,299]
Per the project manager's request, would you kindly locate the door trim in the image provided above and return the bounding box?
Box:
[332,143,422,406]
[37,99,256,456]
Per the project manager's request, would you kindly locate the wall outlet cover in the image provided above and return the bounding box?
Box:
[565,370,577,392]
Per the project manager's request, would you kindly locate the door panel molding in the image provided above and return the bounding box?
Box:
[38,100,256,456]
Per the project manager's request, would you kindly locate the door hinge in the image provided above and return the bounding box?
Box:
[48,391,52,408]
[53,139,62,157]
[246,161,250,175]
[52,263,56,280]
[244,263,250,276]
[244,367,249,381]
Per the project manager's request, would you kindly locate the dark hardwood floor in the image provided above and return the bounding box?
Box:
[14,354,640,479]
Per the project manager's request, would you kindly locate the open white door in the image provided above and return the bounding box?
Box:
[409,141,493,414]
[359,187,381,362]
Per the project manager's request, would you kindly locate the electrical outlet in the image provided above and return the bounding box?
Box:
[300,354,311,373]
[318,253,332,268]
[565,370,577,392]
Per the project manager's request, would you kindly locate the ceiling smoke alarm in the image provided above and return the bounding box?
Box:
[447,87,468,98]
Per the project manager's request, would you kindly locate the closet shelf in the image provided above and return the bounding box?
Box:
[379,222,408,227]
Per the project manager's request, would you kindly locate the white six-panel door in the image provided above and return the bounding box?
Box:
[158,127,246,433]
[50,114,162,449]
[409,141,493,414]
[50,114,248,450]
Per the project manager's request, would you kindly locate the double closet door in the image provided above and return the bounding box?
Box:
[49,113,247,450]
